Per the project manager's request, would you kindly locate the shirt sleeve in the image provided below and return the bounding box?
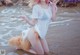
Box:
[31,5,39,19]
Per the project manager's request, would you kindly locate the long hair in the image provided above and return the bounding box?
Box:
[35,0,50,4]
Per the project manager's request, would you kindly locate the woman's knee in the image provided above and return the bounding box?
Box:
[27,28,44,54]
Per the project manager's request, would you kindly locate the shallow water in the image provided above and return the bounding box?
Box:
[0,6,32,46]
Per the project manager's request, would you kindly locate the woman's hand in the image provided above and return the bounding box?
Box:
[20,16,26,20]
[20,16,29,22]
[29,19,38,26]
[20,16,38,26]
[52,0,59,5]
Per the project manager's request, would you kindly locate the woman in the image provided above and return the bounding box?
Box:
[21,0,58,54]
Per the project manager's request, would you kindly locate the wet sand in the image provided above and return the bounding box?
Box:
[0,5,80,55]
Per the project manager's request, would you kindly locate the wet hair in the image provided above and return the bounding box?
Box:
[35,0,50,4]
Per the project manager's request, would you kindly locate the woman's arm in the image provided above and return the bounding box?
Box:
[51,0,58,22]
[51,4,57,22]
[27,18,38,26]
[20,16,38,26]
[20,4,38,26]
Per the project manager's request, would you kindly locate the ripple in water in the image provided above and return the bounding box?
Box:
[0,7,31,46]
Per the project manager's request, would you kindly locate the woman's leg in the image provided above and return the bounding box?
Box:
[40,38,49,54]
[27,28,44,55]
